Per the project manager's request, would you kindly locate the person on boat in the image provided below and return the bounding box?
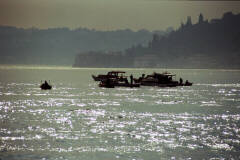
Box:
[185,80,189,85]
[44,80,49,86]
[138,74,145,82]
[130,74,133,85]
[179,78,183,85]
[125,78,129,84]
[119,74,124,81]
[106,78,111,85]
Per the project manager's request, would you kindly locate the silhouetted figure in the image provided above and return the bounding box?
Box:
[179,78,183,85]
[130,74,133,85]
[44,80,48,85]
[120,74,124,81]
[186,16,192,27]
[198,13,204,24]
[106,78,110,85]
[185,80,189,85]
[125,78,129,84]
[138,74,145,82]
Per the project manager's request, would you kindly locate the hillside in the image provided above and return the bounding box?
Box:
[0,27,169,65]
[74,12,240,69]
[131,12,240,68]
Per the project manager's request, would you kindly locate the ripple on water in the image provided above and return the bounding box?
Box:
[0,80,240,159]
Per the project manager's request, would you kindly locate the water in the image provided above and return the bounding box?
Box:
[0,66,240,160]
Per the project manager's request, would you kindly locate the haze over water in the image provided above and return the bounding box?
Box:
[0,66,240,160]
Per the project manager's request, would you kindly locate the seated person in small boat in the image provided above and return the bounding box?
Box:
[44,80,49,86]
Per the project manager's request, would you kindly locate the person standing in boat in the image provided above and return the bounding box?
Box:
[179,78,183,85]
[130,74,133,85]
[120,74,124,82]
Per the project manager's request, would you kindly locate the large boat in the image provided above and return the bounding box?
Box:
[142,72,178,87]
[92,71,127,81]
[134,72,192,87]
[114,81,140,88]
[98,76,140,88]
[98,78,115,88]
[95,71,140,88]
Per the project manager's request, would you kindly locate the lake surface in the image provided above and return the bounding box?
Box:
[0,66,240,160]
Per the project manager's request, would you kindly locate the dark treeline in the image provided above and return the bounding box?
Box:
[0,27,171,65]
[74,12,240,69]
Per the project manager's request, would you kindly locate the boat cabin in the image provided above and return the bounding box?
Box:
[107,71,126,76]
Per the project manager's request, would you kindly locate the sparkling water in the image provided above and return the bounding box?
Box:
[0,66,240,160]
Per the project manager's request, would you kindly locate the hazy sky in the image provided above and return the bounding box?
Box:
[0,0,240,31]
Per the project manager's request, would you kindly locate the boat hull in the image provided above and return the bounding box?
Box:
[178,82,193,86]
[115,83,140,88]
[99,83,115,88]
[92,75,102,81]
[40,84,52,90]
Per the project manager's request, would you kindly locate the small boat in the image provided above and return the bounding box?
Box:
[40,81,52,90]
[178,79,193,86]
[183,81,193,86]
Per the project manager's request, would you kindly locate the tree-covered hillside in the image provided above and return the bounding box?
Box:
[0,27,170,65]
[74,12,240,69]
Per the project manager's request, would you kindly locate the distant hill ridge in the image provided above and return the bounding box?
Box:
[0,26,171,65]
[74,12,240,69]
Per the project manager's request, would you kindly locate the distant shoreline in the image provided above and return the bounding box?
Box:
[1,64,240,71]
